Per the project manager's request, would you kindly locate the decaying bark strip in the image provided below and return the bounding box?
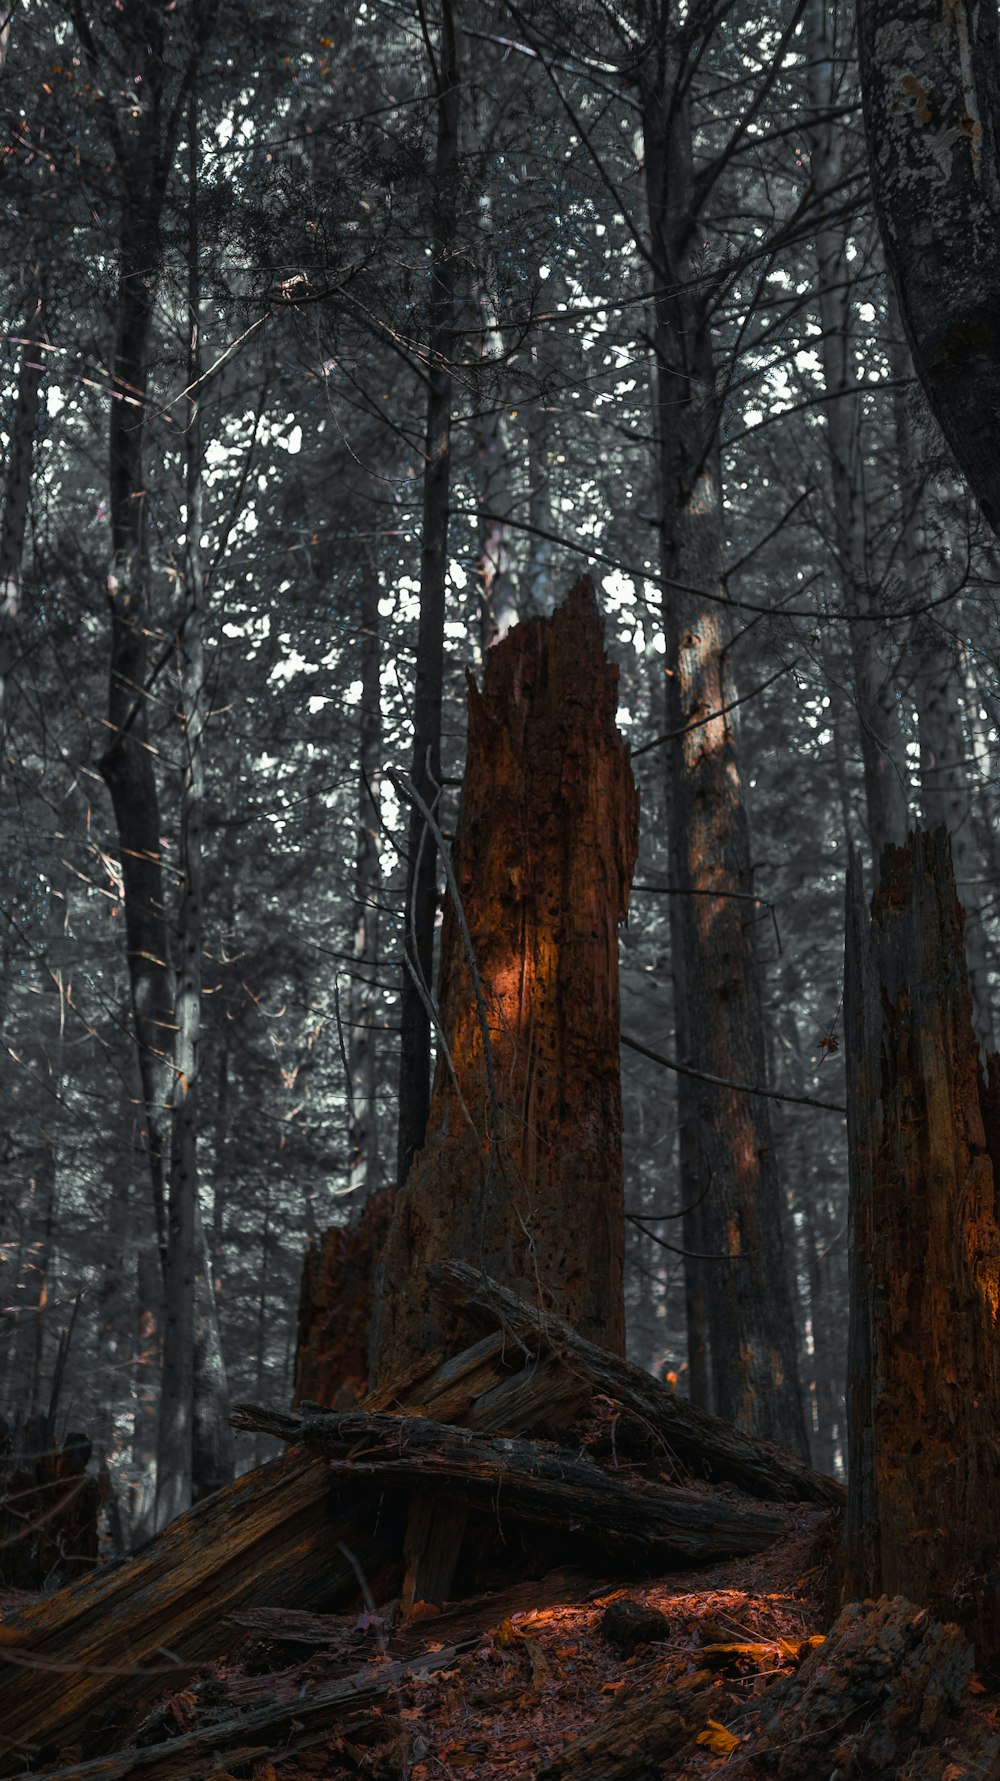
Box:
[232,1404,785,1564]
[430,1261,845,1506]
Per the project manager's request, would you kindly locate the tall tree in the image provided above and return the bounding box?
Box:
[396,0,462,1188]
[637,0,809,1454]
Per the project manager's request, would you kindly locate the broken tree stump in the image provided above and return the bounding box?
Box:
[844,832,1000,1664]
[752,1595,973,1778]
[431,1260,845,1505]
[371,579,639,1383]
[231,1403,786,1565]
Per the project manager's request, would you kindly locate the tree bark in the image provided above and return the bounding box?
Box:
[373,580,638,1383]
[293,1187,393,1406]
[844,828,1000,1665]
[886,288,995,1049]
[639,22,809,1457]
[396,0,460,1187]
[752,1596,975,1780]
[858,0,1000,533]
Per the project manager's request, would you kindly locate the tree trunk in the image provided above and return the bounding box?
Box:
[348,571,382,1199]
[807,0,909,860]
[156,83,233,1521]
[373,579,638,1383]
[396,0,460,1187]
[844,828,1000,1666]
[858,0,1000,535]
[753,1596,975,1780]
[0,273,46,767]
[886,288,994,1048]
[639,30,809,1457]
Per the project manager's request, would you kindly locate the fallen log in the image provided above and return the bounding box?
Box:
[535,1669,720,1779]
[231,1404,785,1564]
[431,1260,845,1506]
[19,1642,469,1781]
[751,1595,978,1778]
[0,1452,394,1771]
[229,1568,594,1658]
[0,1334,536,1772]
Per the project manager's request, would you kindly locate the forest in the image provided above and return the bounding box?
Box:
[3,0,1000,1775]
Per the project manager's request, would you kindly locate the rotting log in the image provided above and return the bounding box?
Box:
[18,1644,470,1781]
[844,832,1000,1664]
[0,1451,393,1770]
[229,1568,593,1658]
[535,1669,719,1779]
[752,1595,976,1779]
[372,578,639,1384]
[0,1338,522,1771]
[431,1260,845,1506]
[231,1404,785,1564]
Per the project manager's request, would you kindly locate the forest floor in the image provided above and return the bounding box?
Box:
[6,1498,998,1780]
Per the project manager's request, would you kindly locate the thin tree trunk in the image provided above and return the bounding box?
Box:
[471,155,517,650]
[526,344,553,617]
[0,273,46,767]
[639,25,808,1456]
[158,84,232,1521]
[396,0,460,1188]
[807,0,908,861]
[347,573,381,1200]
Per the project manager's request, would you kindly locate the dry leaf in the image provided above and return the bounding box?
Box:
[695,1719,740,1756]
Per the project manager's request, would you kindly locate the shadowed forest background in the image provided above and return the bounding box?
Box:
[1,0,997,1552]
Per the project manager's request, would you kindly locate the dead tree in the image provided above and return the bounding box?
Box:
[844,829,1000,1665]
[372,578,639,1383]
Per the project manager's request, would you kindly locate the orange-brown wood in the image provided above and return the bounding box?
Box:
[372,578,638,1383]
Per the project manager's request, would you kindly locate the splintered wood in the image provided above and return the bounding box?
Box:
[0,1269,847,1773]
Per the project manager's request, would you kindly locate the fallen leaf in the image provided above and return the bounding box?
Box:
[695,1719,740,1756]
